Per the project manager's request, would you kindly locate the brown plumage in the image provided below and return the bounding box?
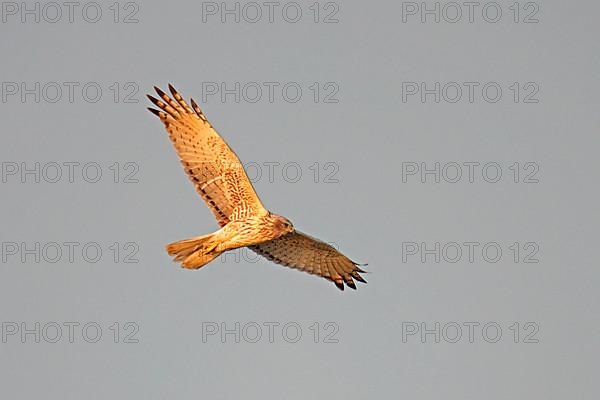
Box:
[147,84,366,290]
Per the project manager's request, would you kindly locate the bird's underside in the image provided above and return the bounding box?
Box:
[147,84,367,290]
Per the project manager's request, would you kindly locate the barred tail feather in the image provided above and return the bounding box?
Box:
[166,233,222,269]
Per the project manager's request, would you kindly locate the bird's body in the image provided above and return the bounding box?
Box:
[209,211,293,253]
[147,85,366,290]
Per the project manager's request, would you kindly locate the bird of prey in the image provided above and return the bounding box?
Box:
[147,85,366,290]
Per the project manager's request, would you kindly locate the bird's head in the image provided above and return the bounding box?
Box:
[269,213,294,236]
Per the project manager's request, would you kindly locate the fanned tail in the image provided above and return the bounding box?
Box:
[166,233,222,269]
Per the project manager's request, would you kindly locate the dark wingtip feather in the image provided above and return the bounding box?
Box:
[191,98,202,112]
[154,86,167,98]
[347,281,357,290]
[334,281,344,291]
[147,107,161,116]
[147,94,161,106]
[168,83,177,96]
[353,274,367,284]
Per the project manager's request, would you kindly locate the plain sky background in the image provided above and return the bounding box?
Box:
[1,0,599,399]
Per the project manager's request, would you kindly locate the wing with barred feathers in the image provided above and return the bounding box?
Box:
[147,85,265,226]
[250,231,367,290]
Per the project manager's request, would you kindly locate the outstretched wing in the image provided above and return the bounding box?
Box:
[147,85,265,226]
[250,231,367,290]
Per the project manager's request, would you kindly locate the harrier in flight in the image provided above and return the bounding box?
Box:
[147,85,366,290]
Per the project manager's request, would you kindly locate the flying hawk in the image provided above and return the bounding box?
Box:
[147,85,366,290]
